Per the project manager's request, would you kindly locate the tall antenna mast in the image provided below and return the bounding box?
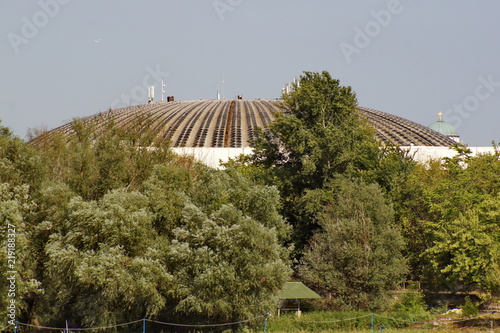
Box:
[161,80,165,101]
[148,86,155,103]
[222,74,225,100]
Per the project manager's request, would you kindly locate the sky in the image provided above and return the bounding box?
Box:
[1,0,499,146]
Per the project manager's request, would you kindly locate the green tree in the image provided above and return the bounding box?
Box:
[246,71,381,249]
[425,206,500,294]
[0,122,47,326]
[40,189,171,327]
[32,158,291,327]
[298,179,407,310]
[0,120,47,191]
[0,183,43,327]
[224,72,412,310]
[252,71,378,191]
[167,203,290,323]
[32,118,173,200]
[145,166,291,323]
[0,119,292,328]
[398,144,500,295]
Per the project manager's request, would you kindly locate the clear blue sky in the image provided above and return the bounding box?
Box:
[1,1,499,146]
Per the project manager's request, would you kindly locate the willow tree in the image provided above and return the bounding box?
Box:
[1,120,291,328]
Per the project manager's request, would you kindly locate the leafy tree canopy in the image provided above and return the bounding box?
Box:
[0,120,291,328]
[298,179,407,310]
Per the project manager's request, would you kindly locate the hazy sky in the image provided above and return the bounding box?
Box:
[1,1,499,146]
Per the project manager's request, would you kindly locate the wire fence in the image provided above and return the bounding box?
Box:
[0,316,267,333]
[0,312,498,332]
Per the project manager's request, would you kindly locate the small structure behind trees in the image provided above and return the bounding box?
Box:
[277,281,321,316]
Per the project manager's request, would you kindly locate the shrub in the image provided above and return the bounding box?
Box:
[460,296,479,317]
[393,283,427,313]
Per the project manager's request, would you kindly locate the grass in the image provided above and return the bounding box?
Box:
[261,311,499,333]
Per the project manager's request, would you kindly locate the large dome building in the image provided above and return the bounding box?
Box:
[35,99,456,148]
[34,99,491,167]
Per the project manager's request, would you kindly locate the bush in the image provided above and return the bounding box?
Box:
[393,283,427,313]
[460,296,479,317]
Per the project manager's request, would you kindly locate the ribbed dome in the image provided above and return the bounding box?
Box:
[428,121,458,136]
[33,99,456,147]
[428,112,459,137]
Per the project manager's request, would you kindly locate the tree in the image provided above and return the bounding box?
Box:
[298,179,407,310]
[0,119,292,328]
[425,208,500,294]
[0,121,47,326]
[32,118,174,200]
[251,71,378,192]
[398,144,500,295]
[0,183,43,326]
[145,166,291,324]
[246,71,382,249]
[40,190,171,327]
[166,203,290,323]
[0,120,47,191]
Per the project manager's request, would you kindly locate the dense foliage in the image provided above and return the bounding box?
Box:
[228,71,500,310]
[0,120,291,328]
[249,72,382,247]
[228,71,411,310]
[398,145,500,295]
[299,179,407,310]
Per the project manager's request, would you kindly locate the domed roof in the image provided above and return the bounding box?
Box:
[33,99,456,147]
[428,112,459,137]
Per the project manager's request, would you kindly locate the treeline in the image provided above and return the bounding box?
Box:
[226,72,500,309]
[0,122,290,328]
[1,71,500,329]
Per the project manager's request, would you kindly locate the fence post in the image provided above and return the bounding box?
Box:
[371,313,374,333]
[142,318,146,333]
[264,312,270,333]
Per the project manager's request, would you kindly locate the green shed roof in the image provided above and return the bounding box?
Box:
[278,282,321,299]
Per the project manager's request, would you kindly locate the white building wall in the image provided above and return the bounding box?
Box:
[171,147,253,169]
[401,146,497,163]
[172,146,497,169]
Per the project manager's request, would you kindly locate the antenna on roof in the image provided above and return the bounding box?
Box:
[285,83,291,94]
[148,86,154,103]
[283,77,300,96]
[294,77,300,87]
